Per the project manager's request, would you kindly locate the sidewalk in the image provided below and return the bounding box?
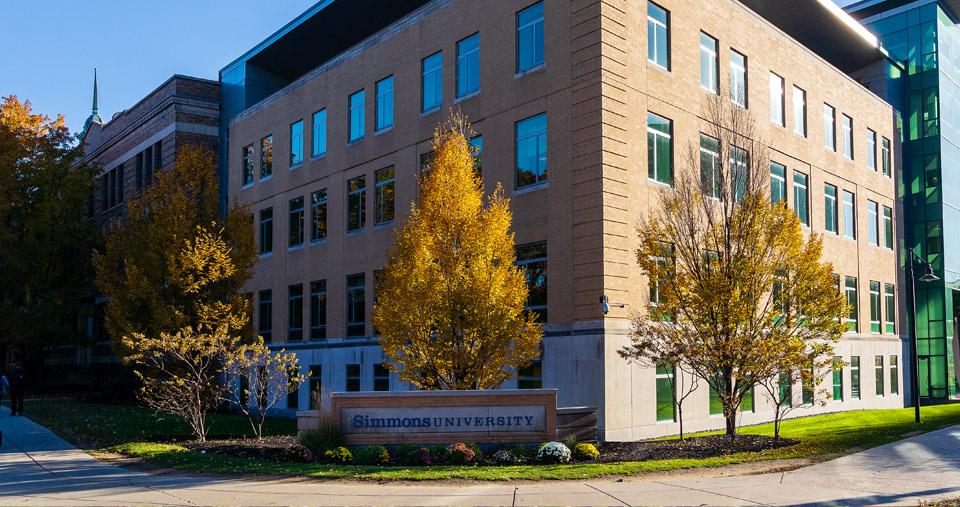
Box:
[1,404,959,506]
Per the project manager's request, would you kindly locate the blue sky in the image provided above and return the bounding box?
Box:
[1,1,313,134]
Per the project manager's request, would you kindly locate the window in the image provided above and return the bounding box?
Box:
[699,32,718,93]
[845,277,858,332]
[136,141,161,188]
[647,2,670,70]
[841,114,853,158]
[517,1,544,73]
[823,104,835,151]
[793,86,807,137]
[793,171,809,226]
[883,206,893,249]
[347,176,366,232]
[135,152,144,189]
[373,363,390,392]
[867,129,877,170]
[881,137,891,177]
[259,208,273,255]
[869,280,881,333]
[260,135,273,179]
[779,371,793,407]
[655,364,675,422]
[288,284,303,341]
[833,357,844,401]
[709,386,723,415]
[288,197,304,248]
[376,76,394,131]
[771,163,786,204]
[374,167,395,226]
[802,364,814,405]
[730,146,748,201]
[649,242,672,310]
[516,113,548,188]
[469,135,483,174]
[868,201,879,246]
[349,90,365,142]
[310,189,327,242]
[346,364,361,392]
[258,290,272,342]
[422,52,443,112]
[346,273,365,337]
[850,356,861,399]
[824,184,838,234]
[700,134,720,198]
[518,357,543,389]
[457,34,480,98]
[287,380,299,410]
[884,283,896,334]
[890,356,899,395]
[647,112,672,185]
[742,387,755,413]
[308,365,322,410]
[312,109,327,158]
[517,242,547,322]
[875,355,885,396]
[289,120,303,166]
[309,280,326,340]
[730,51,747,107]
[843,191,856,239]
[242,144,254,187]
[770,73,784,126]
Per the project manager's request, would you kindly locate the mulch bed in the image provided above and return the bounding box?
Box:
[595,434,798,463]
[186,435,306,462]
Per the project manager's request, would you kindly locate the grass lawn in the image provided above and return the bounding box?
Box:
[15,399,960,481]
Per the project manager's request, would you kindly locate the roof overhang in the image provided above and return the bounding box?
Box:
[845,0,960,23]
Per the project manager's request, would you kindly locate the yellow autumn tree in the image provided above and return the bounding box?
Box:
[372,114,542,390]
[620,91,848,437]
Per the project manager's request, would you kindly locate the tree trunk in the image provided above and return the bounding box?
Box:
[678,403,685,441]
[724,411,737,438]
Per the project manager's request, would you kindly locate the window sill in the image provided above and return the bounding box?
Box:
[346,228,366,236]
[312,153,327,161]
[348,137,365,146]
[455,90,481,104]
[794,131,808,139]
[241,183,254,190]
[259,252,273,259]
[513,181,548,196]
[289,162,304,171]
[374,221,395,229]
[515,63,545,79]
[421,106,441,118]
[647,61,671,74]
[310,238,327,246]
[288,244,304,252]
[374,125,394,136]
[647,178,673,189]
[260,175,273,183]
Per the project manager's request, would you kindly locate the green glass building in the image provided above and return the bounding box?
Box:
[848,0,960,401]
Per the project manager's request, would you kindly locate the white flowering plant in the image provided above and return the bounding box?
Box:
[537,441,571,464]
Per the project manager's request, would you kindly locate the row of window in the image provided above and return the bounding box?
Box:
[841,277,897,334]
[240,2,546,189]
[98,141,162,213]
[648,2,893,178]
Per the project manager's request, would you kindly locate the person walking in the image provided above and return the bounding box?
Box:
[7,362,25,416]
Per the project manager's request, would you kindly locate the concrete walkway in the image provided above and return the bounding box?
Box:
[1,406,959,506]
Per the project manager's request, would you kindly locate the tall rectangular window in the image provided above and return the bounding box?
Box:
[312,109,327,158]
[884,283,896,334]
[347,176,366,232]
[259,208,273,255]
[136,152,144,188]
[841,114,853,159]
[890,356,899,395]
[699,32,718,93]
[823,104,835,151]
[647,2,670,70]
[845,276,858,332]
[770,73,784,126]
[457,33,480,98]
[700,134,720,198]
[833,357,844,401]
[258,290,272,342]
[346,364,361,392]
[518,357,543,389]
[824,184,838,234]
[730,146,748,201]
[709,386,723,415]
[883,206,893,249]
[349,89,365,142]
[309,280,326,340]
[517,242,547,322]
[850,356,861,399]
[374,363,390,392]
[656,365,675,422]
[868,200,879,246]
[771,163,786,204]
[422,51,443,112]
[310,189,327,242]
[242,144,254,187]
[517,1,544,73]
[374,166,395,225]
[346,273,365,337]
[143,145,154,187]
[867,129,877,170]
[793,86,807,137]
[288,284,303,341]
[730,50,747,107]
[376,76,394,132]
[793,171,809,226]
[289,196,304,248]
[260,135,273,179]
[516,113,548,188]
[869,280,881,333]
[881,137,891,177]
[802,364,814,405]
[647,112,672,185]
[779,371,793,407]
[649,243,673,318]
[289,120,303,166]
[843,190,856,240]
[875,355,885,396]
[308,365,322,409]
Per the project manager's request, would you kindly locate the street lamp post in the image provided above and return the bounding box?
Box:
[908,251,939,424]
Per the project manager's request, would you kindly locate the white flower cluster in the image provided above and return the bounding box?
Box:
[537,441,571,464]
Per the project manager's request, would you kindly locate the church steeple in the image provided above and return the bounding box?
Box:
[80,68,104,140]
[92,68,99,116]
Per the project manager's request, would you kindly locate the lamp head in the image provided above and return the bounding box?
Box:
[920,263,940,283]
[599,294,610,315]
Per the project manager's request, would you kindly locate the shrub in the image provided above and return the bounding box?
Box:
[491,448,518,465]
[537,441,571,464]
[283,444,314,463]
[354,445,390,466]
[573,442,600,461]
[413,447,433,466]
[297,415,342,456]
[468,443,484,461]
[510,444,538,461]
[323,446,353,465]
[446,442,476,465]
[429,444,448,463]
